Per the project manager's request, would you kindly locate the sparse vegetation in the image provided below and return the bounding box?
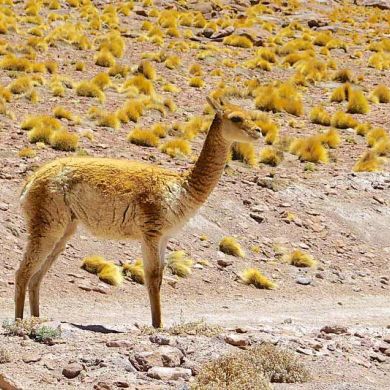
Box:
[123,259,145,284]
[219,237,245,258]
[193,343,310,389]
[285,250,317,268]
[240,268,276,289]
[167,250,193,277]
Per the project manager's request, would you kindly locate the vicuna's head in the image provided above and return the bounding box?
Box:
[207,96,261,143]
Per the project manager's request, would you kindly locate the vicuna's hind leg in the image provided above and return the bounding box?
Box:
[142,236,167,328]
[15,231,63,319]
[28,220,78,317]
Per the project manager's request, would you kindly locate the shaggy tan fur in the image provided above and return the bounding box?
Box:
[15,97,261,328]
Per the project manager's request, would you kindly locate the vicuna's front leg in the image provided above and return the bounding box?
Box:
[141,236,167,328]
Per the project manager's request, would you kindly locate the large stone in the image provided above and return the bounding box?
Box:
[131,346,183,371]
[0,373,23,390]
[147,367,192,381]
[22,353,41,363]
[62,362,84,379]
[106,340,133,348]
[224,334,249,347]
[320,325,348,335]
[357,0,390,10]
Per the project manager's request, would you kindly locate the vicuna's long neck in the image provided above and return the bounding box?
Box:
[181,114,231,208]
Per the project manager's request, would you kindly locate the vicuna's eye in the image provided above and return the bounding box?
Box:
[230,116,243,123]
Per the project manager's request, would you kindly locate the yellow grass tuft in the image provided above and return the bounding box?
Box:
[231,143,257,166]
[189,77,205,88]
[320,128,341,149]
[310,106,330,126]
[353,151,384,172]
[330,111,358,129]
[164,55,181,69]
[160,138,191,158]
[368,52,390,71]
[76,81,105,103]
[366,127,388,147]
[98,263,123,286]
[28,126,52,144]
[289,136,328,163]
[95,49,116,67]
[97,112,120,130]
[9,76,32,94]
[285,250,317,268]
[124,75,155,96]
[259,147,283,166]
[0,55,32,72]
[18,147,36,158]
[355,122,371,136]
[108,64,129,78]
[370,85,390,103]
[333,68,353,83]
[123,259,144,284]
[138,60,156,80]
[240,268,276,289]
[167,251,193,278]
[219,237,245,258]
[373,138,390,156]
[163,83,180,93]
[189,63,203,76]
[347,89,370,114]
[92,72,111,90]
[127,128,159,147]
[81,255,108,274]
[151,123,168,138]
[22,115,62,131]
[53,106,74,121]
[75,61,85,71]
[49,130,79,151]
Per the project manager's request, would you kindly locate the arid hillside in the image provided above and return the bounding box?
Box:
[0,0,389,389]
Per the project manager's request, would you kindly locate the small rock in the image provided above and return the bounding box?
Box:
[370,352,386,363]
[106,340,133,348]
[224,334,249,347]
[113,381,129,388]
[383,336,390,344]
[93,382,111,390]
[0,202,9,211]
[149,334,170,345]
[78,284,92,291]
[250,213,265,223]
[22,353,41,363]
[0,373,23,390]
[217,259,233,267]
[147,366,192,381]
[383,349,390,357]
[378,343,389,353]
[159,346,183,367]
[321,325,348,335]
[62,362,84,379]
[296,277,311,285]
[296,347,313,355]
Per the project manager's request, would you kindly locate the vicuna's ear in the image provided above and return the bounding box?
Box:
[206,96,224,113]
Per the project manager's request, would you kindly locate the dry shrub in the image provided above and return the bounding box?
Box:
[49,130,79,151]
[231,142,257,166]
[98,263,123,286]
[167,250,193,277]
[259,147,283,166]
[193,343,310,389]
[285,250,317,267]
[123,259,144,284]
[160,138,191,158]
[127,128,159,147]
[219,237,245,257]
[2,317,44,337]
[353,151,384,172]
[289,136,328,163]
[240,268,276,289]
